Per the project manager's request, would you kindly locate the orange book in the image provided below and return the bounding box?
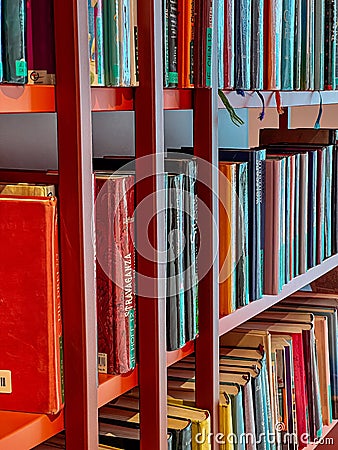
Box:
[219,163,236,316]
[0,196,63,414]
[178,0,195,87]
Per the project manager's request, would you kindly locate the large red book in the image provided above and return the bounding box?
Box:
[95,174,136,375]
[0,196,63,414]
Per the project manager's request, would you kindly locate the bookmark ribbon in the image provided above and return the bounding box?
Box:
[275,91,284,115]
[256,91,265,121]
[218,90,245,127]
[314,91,323,129]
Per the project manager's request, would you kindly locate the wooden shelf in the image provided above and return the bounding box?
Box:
[163,89,193,110]
[220,90,338,109]
[303,420,338,449]
[0,85,55,114]
[0,410,63,450]
[91,87,134,111]
[98,369,139,408]
[219,253,338,336]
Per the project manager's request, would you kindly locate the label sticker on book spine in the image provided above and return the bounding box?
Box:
[0,371,12,394]
[16,60,28,77]
[98,353,107,374]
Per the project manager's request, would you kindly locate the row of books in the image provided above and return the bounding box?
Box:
[215,128,338,316]
[219,0,338,90]
[95,156,198,378]
[0,0,55,84]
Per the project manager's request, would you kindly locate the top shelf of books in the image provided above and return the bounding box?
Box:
[2,87,338,114]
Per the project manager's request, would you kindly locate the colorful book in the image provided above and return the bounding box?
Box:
[223,0,235,89]
[281,0,295,90]
[264,0,283,89]
[250,0,264,89]
[178,0,195,87]
[234,0,251,89]
[168,0,178,87]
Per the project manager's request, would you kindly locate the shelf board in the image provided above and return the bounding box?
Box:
[220,90,338,109]
[303,420,338,449]
[98,368,139,408]
[0,169,59,184]
[0,85,55,113]
[166,341,195,366]
[0,410,63,450]
[91,87,134,111]
[163,89,193,110]
[219,253,338,336]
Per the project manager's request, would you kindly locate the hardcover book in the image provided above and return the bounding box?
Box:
[234,0,251,89]
[0,195,63,414]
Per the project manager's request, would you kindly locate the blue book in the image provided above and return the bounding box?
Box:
[234,0,251,89]
[281,0,295,90]
[250,0,264,89]
[219,148,266,302]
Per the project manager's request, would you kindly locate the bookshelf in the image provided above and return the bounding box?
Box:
[0,1,338,450]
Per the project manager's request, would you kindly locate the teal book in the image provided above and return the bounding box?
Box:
[280,158,286,290]
[218,0,225,88]
[250,0,264,89]
[325,145,333,258]
[230,387,246,450]
[299,153,309,274]
[104,0,120,86]
[234,0,251,89]
[294,0,302,89]
[166,174,185,350]
[284,156,291,283]
[2,0,27,84]
[253,369,271,450]
[281,0,295,90]
[314,0,325,90]
[236,162,250,308]
[261,354,276,450]
[294,154,301,276]
[308,150,318,269]
[119,0,131,86]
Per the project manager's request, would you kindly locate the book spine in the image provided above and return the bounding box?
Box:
[163,0,169,86]
[205,0,213,87]
[289,156,295,279]
[314,0,325,90]
[119,0,131,86]
[111,0,120,86]
[280,158,286,291]
[264,0,283,90]
[309,0,315,89]
[103,0,110,85]
[300,0,312,90]
[234,0,251,89]
[129,0,137,86]
[88,0,96,85]
[333,140,338,254]
[299,153,309,274]
[264,161,274,294]
[250,0,264,89]
[256,150,265,300]
[96,0,105,86]
[281,0,295,90]
[168,0,178,87]
[2,0,28,84]
[317,148,326,264]
[52,200,64,411]
[324,0,335,89]
[231,167,237,311]
[223,0,235,89]
[308,151,317,268]
[294,154,300,275]
[285,156,291,283]
[294,0,302,89]
[217,0,225,88]
[325,145,333,258]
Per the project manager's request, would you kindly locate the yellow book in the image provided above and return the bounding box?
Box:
[0,183,55,197]
[219,392,234,450]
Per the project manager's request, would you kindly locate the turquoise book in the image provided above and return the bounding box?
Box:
[236,162,250,308]
[325,146,333,258]
[230,387,246,450]
[281,0,295,90]
[218,0,225,88]
[294,0,302,89]
[120,0,131,86]
[280,157,286,290]
[284,156,291,283]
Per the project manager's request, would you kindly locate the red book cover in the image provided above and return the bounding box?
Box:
[95,175,136,375]
[0,196,63,414]
[193,0,212,87]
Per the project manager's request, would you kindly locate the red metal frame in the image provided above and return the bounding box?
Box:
[53,1,97,449]
[134,0,167,448]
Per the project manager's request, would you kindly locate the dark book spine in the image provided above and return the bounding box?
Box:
[234,0,251,89]
[163,0,169,86]
[324,145,333,258]
[168,0,178,87]
[250,0,264,89]
[256,150,265,300]
[2,0,27,84]
[285,156,291,283]
[324,0,335,89]
[333,140,338,254]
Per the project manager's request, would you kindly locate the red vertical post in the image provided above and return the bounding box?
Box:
[135,0,167,449]
[53,2,98,449]
[194,1,220,446]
